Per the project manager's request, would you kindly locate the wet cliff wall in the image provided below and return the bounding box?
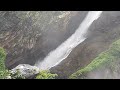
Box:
[0,11,88,69]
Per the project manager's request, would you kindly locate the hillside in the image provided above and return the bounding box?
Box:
[69,38,120,79]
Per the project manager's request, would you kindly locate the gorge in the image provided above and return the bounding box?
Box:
[0,11,120,79]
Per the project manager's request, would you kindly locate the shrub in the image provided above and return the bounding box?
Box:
[36,70,58,79]
[0,70,10,79]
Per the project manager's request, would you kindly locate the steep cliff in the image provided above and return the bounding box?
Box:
[50,11,120,78]
[0,11,88,69]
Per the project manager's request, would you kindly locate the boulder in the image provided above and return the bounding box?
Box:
[10,64,40,78]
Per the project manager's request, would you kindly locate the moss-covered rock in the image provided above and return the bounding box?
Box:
[69,39,120,79]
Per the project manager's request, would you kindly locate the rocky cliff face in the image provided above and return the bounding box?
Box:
[50,11,120,78]
[0,11,88,69]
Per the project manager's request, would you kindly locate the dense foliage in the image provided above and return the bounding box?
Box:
[69,39,120,79]
[36,70,58,79]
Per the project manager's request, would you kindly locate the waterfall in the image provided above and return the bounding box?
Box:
[35,11,103,70]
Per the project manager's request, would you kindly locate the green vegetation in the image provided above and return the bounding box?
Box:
[0,47,9,79]
[0,70,10,79]
[69,39,120,79]
[9,69,25,79]
[36,70,58,79]
[0,47,6,71]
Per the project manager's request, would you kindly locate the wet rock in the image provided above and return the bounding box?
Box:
[10,64,39,78]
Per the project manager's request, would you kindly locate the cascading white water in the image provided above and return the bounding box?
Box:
[35,11,103,70]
